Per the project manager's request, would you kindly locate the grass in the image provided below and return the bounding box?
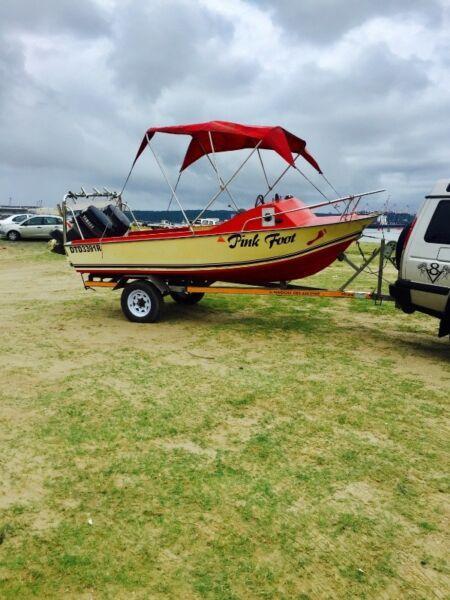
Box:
[0,240,449,598]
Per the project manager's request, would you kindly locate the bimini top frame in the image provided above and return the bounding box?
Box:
[118,120,386,232]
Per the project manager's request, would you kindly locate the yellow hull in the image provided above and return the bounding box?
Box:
[66,216,375,283]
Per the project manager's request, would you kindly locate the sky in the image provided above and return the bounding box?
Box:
[0,0,449,213]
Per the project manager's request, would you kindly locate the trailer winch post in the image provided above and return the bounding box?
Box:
[338,247,381,292]
[338,237,395,302]
[375,238,385,304]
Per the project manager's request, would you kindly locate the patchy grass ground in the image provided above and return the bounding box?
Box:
[0,240,449,599]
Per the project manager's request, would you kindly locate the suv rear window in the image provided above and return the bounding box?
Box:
[424,200,450,244]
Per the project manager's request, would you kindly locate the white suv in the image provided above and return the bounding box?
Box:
[390,179,450,337]
[0,215,63,241]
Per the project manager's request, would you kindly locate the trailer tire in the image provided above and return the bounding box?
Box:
[170,291,205,304]
[121,281,163,323]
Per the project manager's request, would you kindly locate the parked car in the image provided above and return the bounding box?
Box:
[0,213,33,229]
[390,179,450,337]
[0,215,63,241]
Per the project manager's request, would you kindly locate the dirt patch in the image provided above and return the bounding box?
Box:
[286,497,309,514]
[30,509,61,532]
[354,430,395,448]
[0,464,46,510]
[208,413,261,449]
[339,305,450,394]
[154,438,216,459]
[334,481,379,504]
[396,552,448,599]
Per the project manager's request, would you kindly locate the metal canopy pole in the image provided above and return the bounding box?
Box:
[321,173,341,198]
[294,165,330,201]
[120,201,141,230]
[205,133,240,213]
[166,171,182,212]
[262,154,337,213]
[203,152,240,213]
[194,140,263,222]
[146,134,194,234]
[257,149,271,191]
[262,153,300,200]
[207,131,222,190]
[62,194,69,244]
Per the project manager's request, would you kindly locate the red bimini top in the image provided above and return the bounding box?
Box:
[133,120,322,173]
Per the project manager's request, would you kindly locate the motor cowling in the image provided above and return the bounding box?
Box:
[103,204,131,236]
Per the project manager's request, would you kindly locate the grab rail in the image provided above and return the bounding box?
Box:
[240,189,385,232]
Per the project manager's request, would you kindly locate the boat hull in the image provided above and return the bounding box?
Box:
[66,215,375,284]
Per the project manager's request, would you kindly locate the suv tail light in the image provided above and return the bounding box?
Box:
[404,217,416,249]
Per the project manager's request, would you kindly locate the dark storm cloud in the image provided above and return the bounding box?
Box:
[0,35,24,102]
[0,0,109,37]
[275,43,431,117]
[108,0,256,102]
[252,0,443,42]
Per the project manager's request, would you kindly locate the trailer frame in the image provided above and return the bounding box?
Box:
[81,236,396,322]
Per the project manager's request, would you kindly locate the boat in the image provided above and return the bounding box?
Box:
[58,122,382,286]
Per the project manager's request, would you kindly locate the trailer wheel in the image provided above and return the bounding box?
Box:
[170,291,205,304]
[121,281,163,323]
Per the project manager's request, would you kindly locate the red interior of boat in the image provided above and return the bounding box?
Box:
[70,196,361,245]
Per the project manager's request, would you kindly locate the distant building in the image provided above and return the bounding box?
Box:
[0,202,57,218]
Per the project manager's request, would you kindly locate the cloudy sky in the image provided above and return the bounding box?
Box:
[0,0,449,213]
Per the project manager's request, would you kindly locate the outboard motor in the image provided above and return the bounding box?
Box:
[49,204,130,254]
[78,205,115,238]
[103,204,131,236]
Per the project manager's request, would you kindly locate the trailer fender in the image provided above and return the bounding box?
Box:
[120,275,170,296]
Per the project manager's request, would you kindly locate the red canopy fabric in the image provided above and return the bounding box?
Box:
[133,121,322,173]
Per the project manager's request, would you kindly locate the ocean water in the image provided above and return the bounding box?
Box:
[360,228,402,243]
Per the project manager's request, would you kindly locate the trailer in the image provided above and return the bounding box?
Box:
[80,238,396,323]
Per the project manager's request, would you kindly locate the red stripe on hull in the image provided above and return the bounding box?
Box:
[76,239,353,284]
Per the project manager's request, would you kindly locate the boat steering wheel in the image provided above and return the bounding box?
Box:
[255,194,265,207]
